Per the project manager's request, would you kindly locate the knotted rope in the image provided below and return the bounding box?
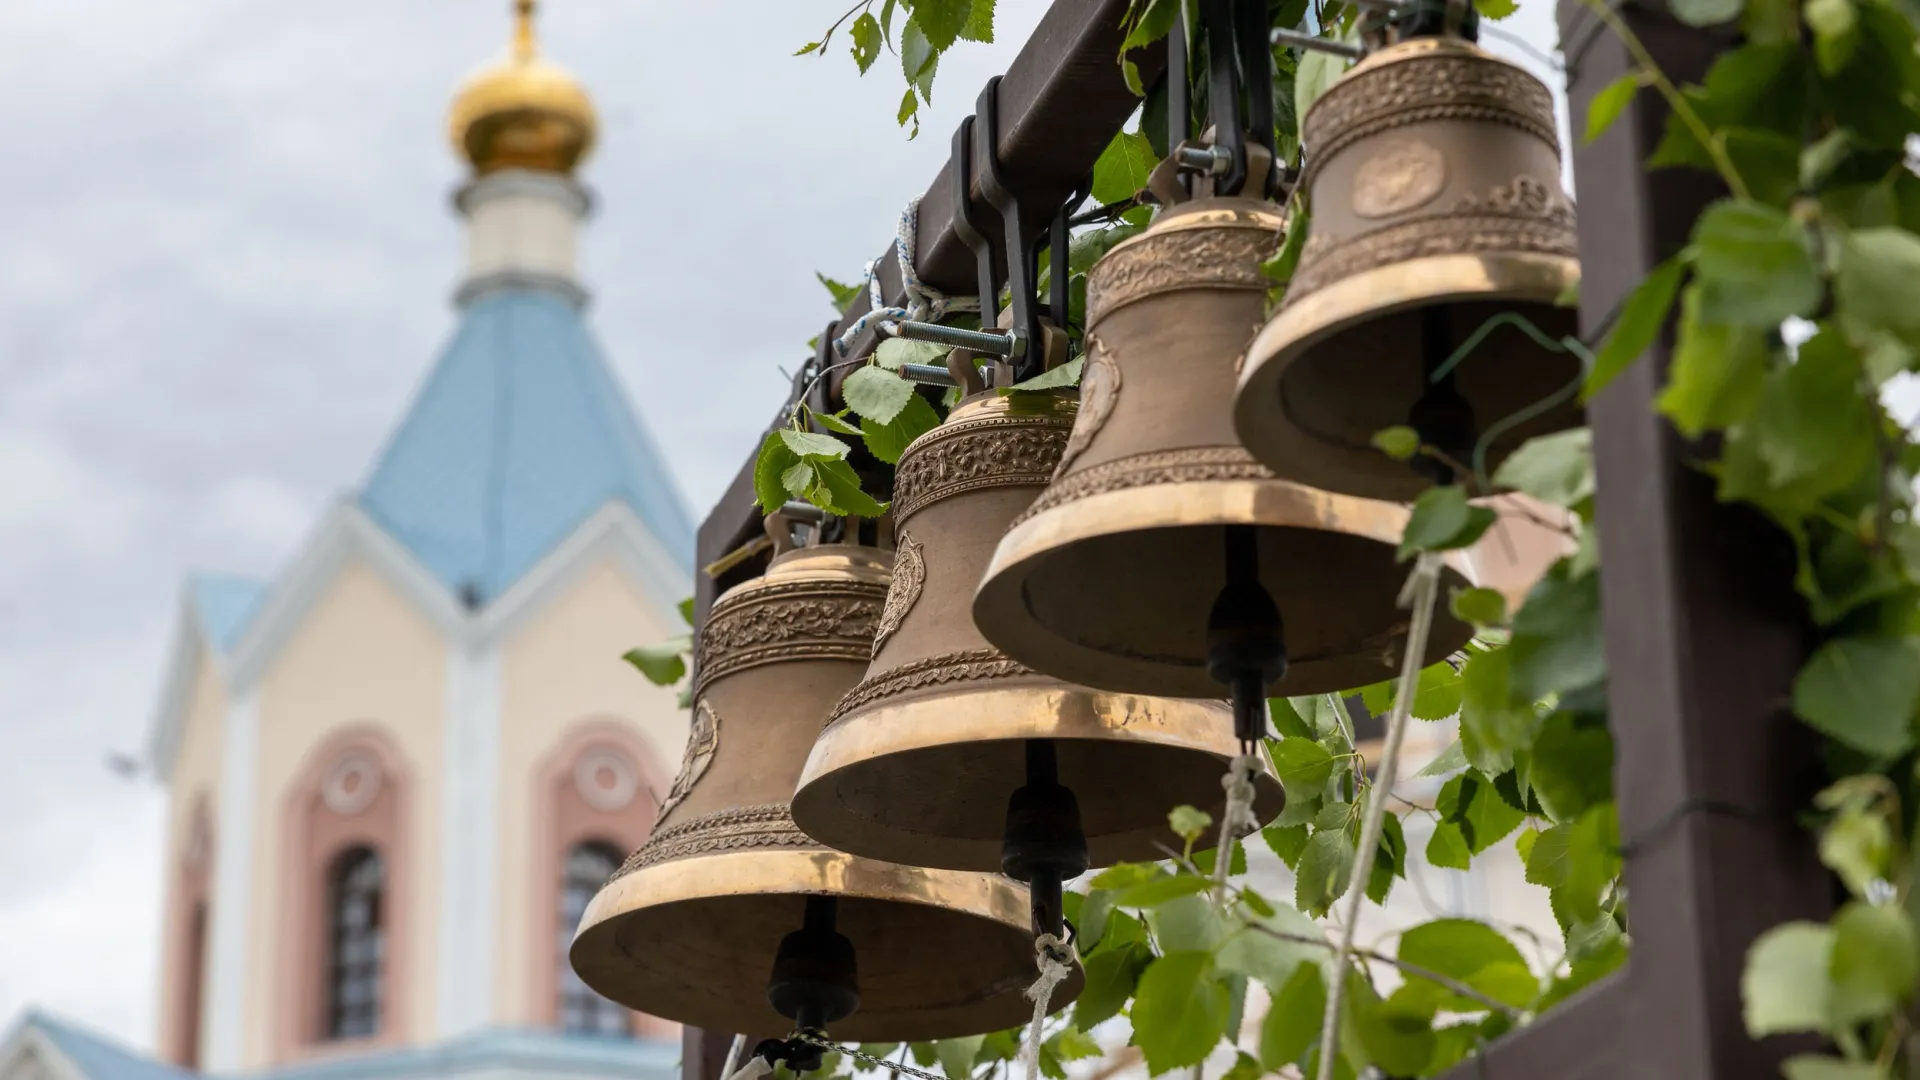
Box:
[1019,932,1076,1080]
[1313,552,1446,1080]
[833,198,980,355]
[1213,753,1263,889]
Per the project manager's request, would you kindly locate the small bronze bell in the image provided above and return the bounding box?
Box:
[1234,32,1583,502]
[572,523,1075,1041]
[973,178,1474,707]
[793,392,1282,886]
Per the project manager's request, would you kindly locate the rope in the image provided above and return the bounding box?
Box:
[1313,552,1446,1080]
[833,197,980,355]
[1019,933,1076,1080]
[722,1054,774,1080]
[1212,753,1263,890]
[789,1031,946,1080]
[718,1033,748,1080]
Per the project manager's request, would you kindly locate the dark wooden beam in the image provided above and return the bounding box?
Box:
[694,0,1163,618]
[681,1027,740,1080]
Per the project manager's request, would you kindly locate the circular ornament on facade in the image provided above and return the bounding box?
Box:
[322,754,383,815]
[1351,139,1448,219]
[574,746,640,812]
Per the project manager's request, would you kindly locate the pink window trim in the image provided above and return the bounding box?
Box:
[274,725,413,1063]
[159,793,214,1068]
[528,717,675,1039]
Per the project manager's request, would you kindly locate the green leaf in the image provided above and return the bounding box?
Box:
[849,12,884,74]
[817,271,862,309]
[1117,873,1213,908]
[1427,819,1472,870]
[960,0,995,42]
[1089,862,1159,890]
[1585,256,1684,400]
[1458,647,1534,773]
[1559,803,1622,923]
[1130,952,1231,1073]
[1269,736,1338,798]
[1792,636,1920,758]
[1415,740,1469,778]
[1524,822,1572,887]
[1749,330,1874,495]
[1119,0,1180,52]
[1169,804,1213,844]
[1528,712,1615,821]
[1690,199,1822,326]
[1672,0,1743,26]
[874,336,948,371]
[1657,283,1768,437]
[1046,1028,1099,1063]
[1148,894,1224,952]
[910,0,972,51]
[1837,227,1920,344]
[794,40,822,56]
[1804,0,1858,74]
[1494,428,1595,510]
[1585,71,1642,143]
[676,597,694,627]
[1829,901,1919,1024]
[843,365,916,423]
[1509,560,1606,702]
[1412,664,1465,720]
[1783,1057,1888,1080]
[754,429,801,512]
[1449,773,1523,854]
[1259,965,1326,1070]
[1820,806,1893,898]
[1263,823,1308,868]
[1399,920,1528,989]
[935,1035,983,1080]
[1399,485,1497,559]
[622,637,689,686]
[1268,698,1314,740]
[782,461,816,500]
[1072,944,1147,1030]
[1372,426,1420,461]
[1215,907,1323,989]
[779,428,851,459]
[814,410,863,436]
[1474,0,1518,16]
[1090,129,1159,206]
[1294,49,1347,127]
[1450,587,1509,628]
[860,394,941,465]
[1296,829,1355,917]
[810,458,887,518]
[1351,978,1437,1074]
[1743,921,1837,1036]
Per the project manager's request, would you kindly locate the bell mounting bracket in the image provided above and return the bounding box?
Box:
[1170,0,1279,200]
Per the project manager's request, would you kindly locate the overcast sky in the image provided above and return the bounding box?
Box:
[0,0,1562,1050]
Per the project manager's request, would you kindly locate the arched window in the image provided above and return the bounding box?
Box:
[557,841,628,1036]
[326,846,385,1039]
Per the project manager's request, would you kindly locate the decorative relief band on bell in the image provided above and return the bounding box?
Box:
[613,802,816,877]
[826,647,1036,725]
[653,699,719,824]
[890,418,1072,523]
[1055,340,1122,479]
[1301,54,1558,191]
[873,533,924,657]
[1085,223,1279,324]
[1283,176,1577,304]
[695,580,886,696]
[1013,446,1276,526]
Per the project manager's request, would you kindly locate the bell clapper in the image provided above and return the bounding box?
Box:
[765,894,860,1070]
[1206,525,1288,750]
[1001,739,1090,940]
[1406,305,1479,486]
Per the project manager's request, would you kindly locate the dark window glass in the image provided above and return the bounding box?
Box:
[327,847,384,1039]
[558,842,629,1036]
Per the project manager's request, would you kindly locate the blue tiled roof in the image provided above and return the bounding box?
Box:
[189,573,267,651]
[19,1010,195,1080]
[358,288,695,605]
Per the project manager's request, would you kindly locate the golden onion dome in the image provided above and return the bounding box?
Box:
[448,0,597,175]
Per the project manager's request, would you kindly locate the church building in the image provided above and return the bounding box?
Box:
[2,6,691,1080]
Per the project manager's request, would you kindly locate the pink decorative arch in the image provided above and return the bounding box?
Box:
[274,724,414,1060]
[529,716,675,1039]
[160,793,215,1068]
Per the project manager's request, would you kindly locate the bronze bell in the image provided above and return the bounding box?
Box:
[1234,34,1583,501]
[972,173,1474,706]
[571,524,1076,1041]
[793,391,1281,883]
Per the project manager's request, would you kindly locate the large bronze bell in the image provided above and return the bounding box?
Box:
[793,391,1282,886]
[973,177,1475,706]
[571,524,1076,1041]
[1234,33,1583,501]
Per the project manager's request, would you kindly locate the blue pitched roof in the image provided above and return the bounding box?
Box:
[357,288,695,604]
[189,572,267,651]
[20,1011,195,1080]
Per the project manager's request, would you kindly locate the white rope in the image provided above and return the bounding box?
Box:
[1212,752,1263,890]
[1019,932,1076,1080]
[718,1033,748,1080]
[722,1054,774,1080]
[1314,552,1446,1080]
[833,197,980,355]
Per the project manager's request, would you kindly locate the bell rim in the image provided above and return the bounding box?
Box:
[792,682,1277,870]
[570,846,1067,1040]
[714,543,895,609]
[1232,250,1581,501]
[974,477,1471,698]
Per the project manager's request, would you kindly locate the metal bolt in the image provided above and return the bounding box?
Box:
[891,320,1019,357]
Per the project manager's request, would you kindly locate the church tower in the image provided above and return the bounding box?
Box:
[139,4,692,1073]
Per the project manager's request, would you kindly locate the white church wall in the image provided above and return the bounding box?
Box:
[155,650,225,1067]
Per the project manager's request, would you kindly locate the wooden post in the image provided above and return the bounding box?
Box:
[682,1027,741,1080]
